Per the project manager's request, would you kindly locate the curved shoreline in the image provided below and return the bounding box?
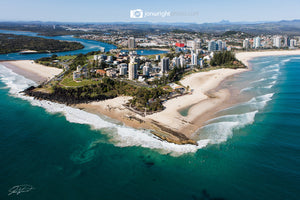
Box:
[75,50,300,144]
[2,49,300,145]
[0,60,62,84]
[76,67,249,145]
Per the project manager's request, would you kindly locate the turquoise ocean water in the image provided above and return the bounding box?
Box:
[0,30,299,199]
[0,55,299,200]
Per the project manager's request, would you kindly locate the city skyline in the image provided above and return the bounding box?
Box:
[1,0,300,23]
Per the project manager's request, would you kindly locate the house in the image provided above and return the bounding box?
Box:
[73,71,81,80]
[106,69,117,78]
[73,65,88,80]
[96,69,106,76]
[169,83,185,93]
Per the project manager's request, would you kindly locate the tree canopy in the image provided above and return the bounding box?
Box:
[0,33,84,54]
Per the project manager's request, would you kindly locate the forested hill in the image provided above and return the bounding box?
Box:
[0,33,84,54]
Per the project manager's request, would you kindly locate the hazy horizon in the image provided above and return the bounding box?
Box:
[1,19,300,25]
[1,0,300,23]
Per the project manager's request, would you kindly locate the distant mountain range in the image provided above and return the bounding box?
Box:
[1,19,300,35]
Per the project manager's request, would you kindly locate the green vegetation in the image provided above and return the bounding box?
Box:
[56,55,77,61]
[0,33,84,54]
[210,51,245,68]
[27,46,246,114]
[32,50,170,112]
[130,87,166,111]
[60,74,99,87]
[26,77,167,111]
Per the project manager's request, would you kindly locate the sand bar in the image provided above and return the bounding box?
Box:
[78,50,300,143]
[77,68,247,143]
[0,60,62,83]
[2,50,300,144]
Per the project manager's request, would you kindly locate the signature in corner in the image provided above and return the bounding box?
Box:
[8,184,35,196]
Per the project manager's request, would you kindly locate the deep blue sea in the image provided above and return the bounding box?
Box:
[0,30,299,199]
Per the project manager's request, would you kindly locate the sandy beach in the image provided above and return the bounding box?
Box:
[78,49,300,144]
[0,60,63,83]
[2,49,300,144]
[236,49,300,67]
[77,68,247,144]
[145,68,247,136]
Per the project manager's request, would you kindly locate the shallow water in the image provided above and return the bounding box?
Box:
[0,55,300,199]
[0,29,167,60]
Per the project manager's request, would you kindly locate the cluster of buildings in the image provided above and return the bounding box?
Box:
[73,32,300,82]
[78,30,300,53]
[207,40,227,52]
[243,35,299,49]
[84,48,213,83]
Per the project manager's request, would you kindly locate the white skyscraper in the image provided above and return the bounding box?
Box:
[273,36,282,48]
[119,66,128,76]
[243,39,250,49]
[283,35,289,47]
[194,39,201,50]
[179,55,185,68]
[191,53,198,66]
[217,40,223,51]
[186,40,194,48]
[253,37,261,48]
[161,57,170,73]
[222,41,227,50]
[143,65,150,76]
[128,37,136,49]
[208,40,217,52]
[290,39,297,48]
[173,57,180,68]
[107,56,113,62]
[128,62,137,80]
[199,58,204,68]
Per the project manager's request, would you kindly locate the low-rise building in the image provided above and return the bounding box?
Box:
[73,65,88,80]
[106,69,117,78]
[96,69,106,76]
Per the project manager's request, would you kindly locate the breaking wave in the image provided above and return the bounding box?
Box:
[196,92,274,143]
[0,59,277,156]
[198,111,258,144]
[0,64,208,156]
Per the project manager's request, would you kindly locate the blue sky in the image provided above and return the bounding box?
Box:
[1,0,300,23]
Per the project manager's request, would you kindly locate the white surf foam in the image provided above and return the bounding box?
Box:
[241,76,277,93]
[262,68,280,73]
[264,63,279,70]
[240,86,254,92]
[219,93,274,115]
[257,60,272,64]
[263,85,273,89]
[250,78,266,84]
[244,93,274,108]
[0,65,37,94]
[0,64,210,156]
[0,62,277,156]
[270,74,279,80]
[198,111,257,144]
[207,111,258,124]
[281,58,291,63]
[251,93,274,102]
